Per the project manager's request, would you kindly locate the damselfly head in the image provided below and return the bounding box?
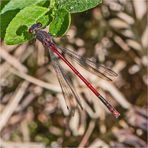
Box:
[29,22,42,34]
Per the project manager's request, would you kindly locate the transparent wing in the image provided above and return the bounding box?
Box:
[49,49,83,110]
[58,46,118,81]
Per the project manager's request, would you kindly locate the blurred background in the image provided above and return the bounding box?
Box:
[0,0,147,147]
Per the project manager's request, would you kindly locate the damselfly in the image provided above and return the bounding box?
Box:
[29,23,120,118]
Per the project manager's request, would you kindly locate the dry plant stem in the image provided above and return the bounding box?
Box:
[16,86,42,112]
[13,43,28,59]
[88,138,109,148]
[0,63,12,77]
[0,47,28,73]
[36,40,45,66]
[1,44,19,52]
[0,44,32,78]
[97,79,131,109]
[16,93,36,112]
[0,139,45,148]
[79,120,95,147]
[0,81,29,131]
[21,120,30,142]
[80,96,101,118]
[57,94,70,116]
[10,68,61,93]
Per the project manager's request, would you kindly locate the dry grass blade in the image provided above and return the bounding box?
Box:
[113,128,147,147]
[79,120,95,147]
[141,27,148,48]
[57,93,70,116]
[88,138,109,148]
[0,47,28,73]
[97,79,131,109]
[10,68,61,93]
[117,12,134,25]
[109,18,129,29]
[0,139,45,148]
[36,41,45,66]
[133,0,147,20]
[0,81,29,131]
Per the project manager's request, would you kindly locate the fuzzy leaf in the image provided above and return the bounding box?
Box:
[0,0,47,14]
[57,0,102,13]
[4,6,49,45]
[49,8,71,36]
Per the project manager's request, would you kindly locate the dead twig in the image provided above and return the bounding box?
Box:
[0,139,45,148]
[10,68,61,93]
[97,79,131,109]
[0,48,28,73]
[79,120,95,147]
[0,81,29,131]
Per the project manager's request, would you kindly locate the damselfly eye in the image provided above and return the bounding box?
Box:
[36,22,42,28]
[29,23,42,34]
[28,28,33,33]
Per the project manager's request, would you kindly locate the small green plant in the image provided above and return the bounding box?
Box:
[0,0,102,45]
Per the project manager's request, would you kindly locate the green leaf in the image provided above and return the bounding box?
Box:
[0,9,19,39]
[57,0,102,13]
[0,0,10,12]
[49,8,71,36]
[4,6,49,45]
[0,0,49,39]
[38,9,53,27]
[0,0,48,14]
[50,0,56,8]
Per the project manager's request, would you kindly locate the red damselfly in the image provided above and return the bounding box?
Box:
[29,23,120,118]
